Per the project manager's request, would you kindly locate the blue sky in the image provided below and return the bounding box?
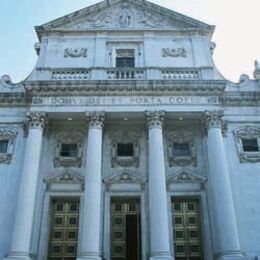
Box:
[0,0,259,82]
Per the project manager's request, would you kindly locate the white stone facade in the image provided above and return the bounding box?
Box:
[0,0,260,259]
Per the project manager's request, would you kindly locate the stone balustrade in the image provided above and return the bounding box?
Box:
[107,68,146,80]
[161,68,200,80]
[52,68,91,80]
[32,67,206,81]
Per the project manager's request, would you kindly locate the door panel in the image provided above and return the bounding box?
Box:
[48,198,80,260]
[110,198,141,260]
[172,198,203,260]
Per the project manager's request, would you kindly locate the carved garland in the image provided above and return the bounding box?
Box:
[234,126,260,163]
[0,128,18,164]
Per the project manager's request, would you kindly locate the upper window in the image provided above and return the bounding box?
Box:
[116,49,135,68]
[54,132,84,167]
[242,138,259,152]
[167,130,196,167]
[234,126,260,163]
[60,143,78,157]
[173,143,190,157]
[117,143,134,157]
[0,139,9,154]
[0,128,17,164]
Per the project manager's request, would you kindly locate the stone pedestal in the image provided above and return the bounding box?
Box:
[5,112,46,260]
[78,112,105,260]
[146,111,173,260]
[205,111,243,259]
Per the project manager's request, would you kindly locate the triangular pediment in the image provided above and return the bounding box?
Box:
[167,170,207,184]
[45,172,84,184]
[38,0,213,33]
[104,170,145,184]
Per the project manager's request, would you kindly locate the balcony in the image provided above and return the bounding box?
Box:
[30,67,215,82]
[107,68,146,80]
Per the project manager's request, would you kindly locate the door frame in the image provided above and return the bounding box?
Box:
[103,192,147,260]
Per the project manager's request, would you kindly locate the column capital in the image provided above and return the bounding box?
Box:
[25,111,47,131]
[204,110,224,131]
[86,111,105,130]
[146,110,165,129]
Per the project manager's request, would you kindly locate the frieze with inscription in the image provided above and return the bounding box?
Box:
[32,96,220,107]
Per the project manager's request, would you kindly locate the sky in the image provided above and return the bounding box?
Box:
[0,0,259,83]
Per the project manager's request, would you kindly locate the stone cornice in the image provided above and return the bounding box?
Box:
[24,80,227,95]
[0,93,28,107]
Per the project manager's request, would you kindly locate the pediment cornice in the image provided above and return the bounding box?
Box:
[104,170,146,184]
[36,0,214,39]
[167,169,207,184]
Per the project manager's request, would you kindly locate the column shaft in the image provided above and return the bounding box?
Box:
[78,112,104,260]
[147,111,173,260]
[6,112,46,260]
[205,111,242,259]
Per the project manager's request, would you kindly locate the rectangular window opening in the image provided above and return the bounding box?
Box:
[0,139,9,153]
[117,143,134,157]
[173,143,190,156]
[60,143,78,157]
[116,49,135,68]
[242,138,259,152]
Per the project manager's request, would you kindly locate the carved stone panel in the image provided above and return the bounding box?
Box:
[64,3,178,30]
[64,48,87,58]
[166,129,196,167]
[54,132,84,167]
[110,131,140,168]
[234,126,260,163]
[0,128,18,164]
[162,48,187,58]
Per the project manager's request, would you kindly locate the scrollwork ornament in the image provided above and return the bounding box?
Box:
[64,48,87,58]
[204,110,224,131]
[86,111,105,129]
[146,110,165,129]
[162,48,187,58]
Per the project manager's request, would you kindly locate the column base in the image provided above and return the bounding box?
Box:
[77,252,102,260]
[4,252,34,260]
[150,257,174,260]
[77,258,101,260]
[77,256,102,260]
[216,251,252,260]
[150,252,174,260]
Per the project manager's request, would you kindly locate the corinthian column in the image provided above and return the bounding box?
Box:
[204,111,243,260]
[78,112,105,260]
[6,112,47,260]
[146,111,173,260]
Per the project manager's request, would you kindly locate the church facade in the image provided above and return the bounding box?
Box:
[1,0,260,259]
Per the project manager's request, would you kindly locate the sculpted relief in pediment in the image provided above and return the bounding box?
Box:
[64,3,179,30]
